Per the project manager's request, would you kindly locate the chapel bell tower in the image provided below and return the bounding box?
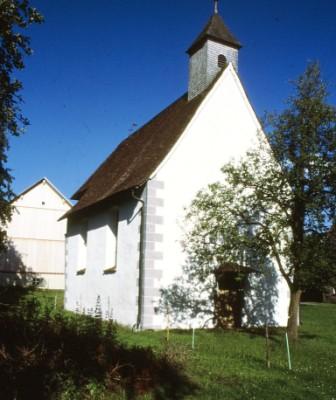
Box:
[187,0,242,100]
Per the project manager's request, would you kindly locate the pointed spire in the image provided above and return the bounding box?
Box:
[187,12,241,55]
[214,0,219,15]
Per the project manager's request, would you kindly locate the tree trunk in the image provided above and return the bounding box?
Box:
[287,289,302,341]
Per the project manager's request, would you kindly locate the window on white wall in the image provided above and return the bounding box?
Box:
[77,220,88,274]
[104,209,118,274]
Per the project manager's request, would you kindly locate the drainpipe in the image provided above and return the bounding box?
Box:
[131,184,147,330]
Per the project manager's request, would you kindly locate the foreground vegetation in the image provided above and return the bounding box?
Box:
[0,289,335,399]
[121,303,336,399]
[0,288,194,400]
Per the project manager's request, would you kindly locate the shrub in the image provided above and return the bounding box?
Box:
[0,288,195,399]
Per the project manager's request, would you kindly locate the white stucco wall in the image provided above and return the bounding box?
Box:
[149,65,290,328]
[1,179,71,289]
[65,199,141,326]
[65,65,290,329]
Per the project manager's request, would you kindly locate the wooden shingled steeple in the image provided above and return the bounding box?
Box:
[187,1,242,100]
[187,6,241,55]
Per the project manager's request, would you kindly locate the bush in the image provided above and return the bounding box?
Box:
[0,288,195,399]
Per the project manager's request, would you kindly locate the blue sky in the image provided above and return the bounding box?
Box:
[9,0,336,199]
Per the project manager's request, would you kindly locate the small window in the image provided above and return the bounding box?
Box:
[218,54,227,68]
[104,209,118,273]
[77,220,88,272]
[80,221,88,246]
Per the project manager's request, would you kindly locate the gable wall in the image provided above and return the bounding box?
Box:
[1,181,71,289]
[14,180,69,209]
[150,67,289,327]
[8,181,70,240]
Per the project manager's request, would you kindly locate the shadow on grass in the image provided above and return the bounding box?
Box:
[296,333,319,340]
[0,288,197,400]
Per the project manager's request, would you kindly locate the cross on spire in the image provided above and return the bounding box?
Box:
[214,0,219,14]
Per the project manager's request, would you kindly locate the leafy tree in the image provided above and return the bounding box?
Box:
[161,63,336,340]
[0,0,43,247]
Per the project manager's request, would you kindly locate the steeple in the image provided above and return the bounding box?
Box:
[214,0,219,14]
[187,2,241,100]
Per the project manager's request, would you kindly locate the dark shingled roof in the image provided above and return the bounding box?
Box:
[187,14,241,55]
[65,84,215,218]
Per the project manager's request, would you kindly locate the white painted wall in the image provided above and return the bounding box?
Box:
[151,65,290,327]
[65,65,290,329]
[65,200,141,326]
[1,179,71,289]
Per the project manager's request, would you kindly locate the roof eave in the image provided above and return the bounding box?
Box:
[186,35,242,55]
[62,181,148,221]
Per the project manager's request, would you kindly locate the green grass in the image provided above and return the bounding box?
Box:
[12,290,336,399]
[28,289,65,309]
[117,303,336,399]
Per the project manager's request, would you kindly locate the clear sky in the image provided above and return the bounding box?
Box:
[9,0,336,200]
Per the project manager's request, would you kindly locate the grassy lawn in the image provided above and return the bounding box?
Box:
[3,289,336,399]
[118,303,336,400]
[29,289,65,309]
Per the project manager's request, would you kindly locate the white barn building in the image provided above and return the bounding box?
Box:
[0,178,71,289]
[64,7,290,328]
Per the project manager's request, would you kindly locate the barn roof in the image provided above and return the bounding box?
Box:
[65,72,221,219]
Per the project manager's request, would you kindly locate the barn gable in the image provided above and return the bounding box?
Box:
[1,178,71,289]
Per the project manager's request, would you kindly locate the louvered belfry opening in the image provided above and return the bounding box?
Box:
[218,54,227,68]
